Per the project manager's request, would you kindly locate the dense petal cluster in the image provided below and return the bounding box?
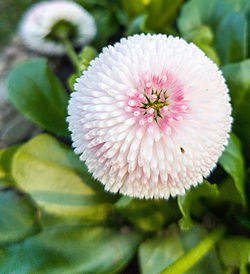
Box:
[68,34,232,199]
[19,0,96,55]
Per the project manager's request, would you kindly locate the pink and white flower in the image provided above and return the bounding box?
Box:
[19,0,96,55]
[68,34,232,199]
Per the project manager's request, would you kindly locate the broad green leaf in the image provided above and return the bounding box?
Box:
[0,145,20,186]
[7,58,69,136]
[219,133,245,205]
[115,196,180,232]
[222,60,250,160]
[177,181,219,230]
[218,237,250,270]
[12,134,117,226]
[0,187,40,245]
[0,226,142,273]
[139,225,221,274]
[215,12,247,64]
[178,0,250,64]
[178,0,249,35]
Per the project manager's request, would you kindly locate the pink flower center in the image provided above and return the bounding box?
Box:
[125,71,190,135]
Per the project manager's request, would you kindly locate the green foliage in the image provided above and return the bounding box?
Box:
[146,0,184,32]
[78,45,98,70]
[218,237,250,272]
[126,14,150,36]
[178,0,249,35]
[218,178,244,205]
[122,0,183,33]
[139,225,221,274]
[139,230,184,274]
[222,60,250,160]
[122,0,146,21]
[219,133,246,205]
[0,226,142,273]
[92,8,120,49]
[0,145,20,186]
[215,12,247,64]
[115,196,180,232]
[178,0,250,65]
[0,187,40,245]
[7,59,69,136]
[67,73,79,92]
[178,181,219,230]
[68,46,98,91]
[0,0,40,48]
[161,225,225,273]
[12,134,117,226]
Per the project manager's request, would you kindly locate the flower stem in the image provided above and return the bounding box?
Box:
[161,225,226,274]
[61,37,81,73]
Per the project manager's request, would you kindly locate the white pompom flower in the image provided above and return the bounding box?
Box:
[68,34,232,199]
[19,0,96,55]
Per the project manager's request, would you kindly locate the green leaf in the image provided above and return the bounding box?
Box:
[139,229,184,274]
[178,0,250,65]
[11,134,117,226]
[215,12,247,64]
[115,197,180,232]
[183,25,214,45]
[177,181,220,230]
[68,45,98,91]
[122,0,146,21]
[219,133,246,205]
[67,73,79,92]
[222,60,250,160]
[218,237,250,270]
[196,43,220,65]
[122,0,183,32]
[79,46,98,71]
[146,0,184,31]
[218,178,244,205]
[126,14,150,36]
[139,225,222,274]
[178,0,248,35]
[161,225,225,274]
[181,25,220,65]
[92,9,119,49]
[0,145,20,187]
[7,58,69,136]
[0,226,142,273]
[0,187,40,245]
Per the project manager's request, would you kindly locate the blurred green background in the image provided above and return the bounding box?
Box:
[0,0,41,49]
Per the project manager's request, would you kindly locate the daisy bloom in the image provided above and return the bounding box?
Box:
[19,0,96,55]
[68,34,232,199]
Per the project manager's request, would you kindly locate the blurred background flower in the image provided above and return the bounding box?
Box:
[19,0,96,55]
